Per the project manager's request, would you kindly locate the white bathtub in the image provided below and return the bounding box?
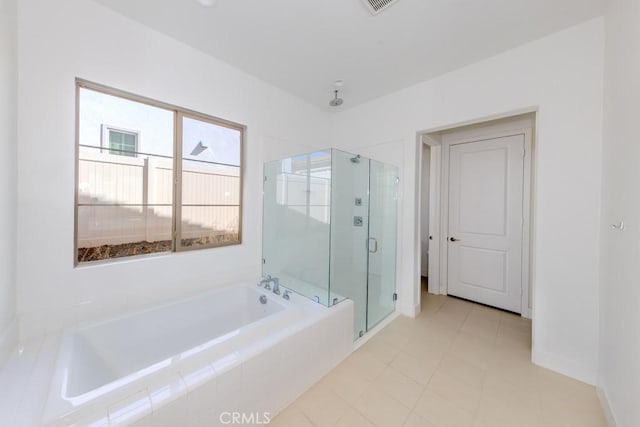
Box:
[43,281,353,426]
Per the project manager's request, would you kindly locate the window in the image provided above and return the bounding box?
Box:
[75,79,244,264]
[103,126,138,157]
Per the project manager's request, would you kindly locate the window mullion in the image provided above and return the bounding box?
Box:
[173,111,183,252]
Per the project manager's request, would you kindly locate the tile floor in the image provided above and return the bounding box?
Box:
[271,286,607,427]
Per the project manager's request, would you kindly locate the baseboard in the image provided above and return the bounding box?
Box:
[597,386,618,427]
[411,302,421,318]
[0,317,18,367]
[532,347,597,385]
[400,300,420,319]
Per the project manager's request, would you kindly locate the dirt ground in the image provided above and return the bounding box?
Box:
[77,233,238,263]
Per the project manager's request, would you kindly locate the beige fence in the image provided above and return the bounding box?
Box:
[77,150,239,247]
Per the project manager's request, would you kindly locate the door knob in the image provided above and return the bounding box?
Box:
[449,237,460,242]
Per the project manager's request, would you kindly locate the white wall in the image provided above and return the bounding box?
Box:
[331,18,604,384]
[16,0,330,340]
[0,0,18,364]
[598,0,640,425]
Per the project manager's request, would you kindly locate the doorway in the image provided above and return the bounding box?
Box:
[420,145,430,288]
[419,113,534,317]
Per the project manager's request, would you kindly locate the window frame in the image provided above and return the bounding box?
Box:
[100,124,140,157]
[74,78,245,266]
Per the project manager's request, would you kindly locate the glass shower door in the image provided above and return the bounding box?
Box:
[366,160,398,330]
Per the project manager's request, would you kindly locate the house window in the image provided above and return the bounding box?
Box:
[104,127,138,157]
[75,79,244,264]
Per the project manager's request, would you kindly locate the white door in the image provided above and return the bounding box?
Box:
[447,135,524,312]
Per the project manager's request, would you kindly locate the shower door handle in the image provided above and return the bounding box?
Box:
[368,237,378,253]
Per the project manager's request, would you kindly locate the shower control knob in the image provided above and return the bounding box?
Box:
[449,237,460,242]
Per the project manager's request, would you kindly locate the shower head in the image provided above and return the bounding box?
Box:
[329,90,343,107]
[350,154,361,163]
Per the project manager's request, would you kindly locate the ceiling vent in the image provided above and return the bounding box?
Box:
[362,0,399,15]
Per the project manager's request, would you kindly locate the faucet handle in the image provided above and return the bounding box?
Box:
[283,290,291,300]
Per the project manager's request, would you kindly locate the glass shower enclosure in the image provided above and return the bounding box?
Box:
[262,149,398,340]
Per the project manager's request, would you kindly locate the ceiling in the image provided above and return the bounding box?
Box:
[93,0,604,110]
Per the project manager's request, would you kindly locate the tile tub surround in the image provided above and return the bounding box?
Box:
[1,282,353,426]
[272,291,607,427]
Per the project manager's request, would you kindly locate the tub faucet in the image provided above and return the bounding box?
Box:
[259,275,272,290]
[272,277,280,295]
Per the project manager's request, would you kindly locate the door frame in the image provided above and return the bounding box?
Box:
[428,146,442,293]
[418,113,535,318]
